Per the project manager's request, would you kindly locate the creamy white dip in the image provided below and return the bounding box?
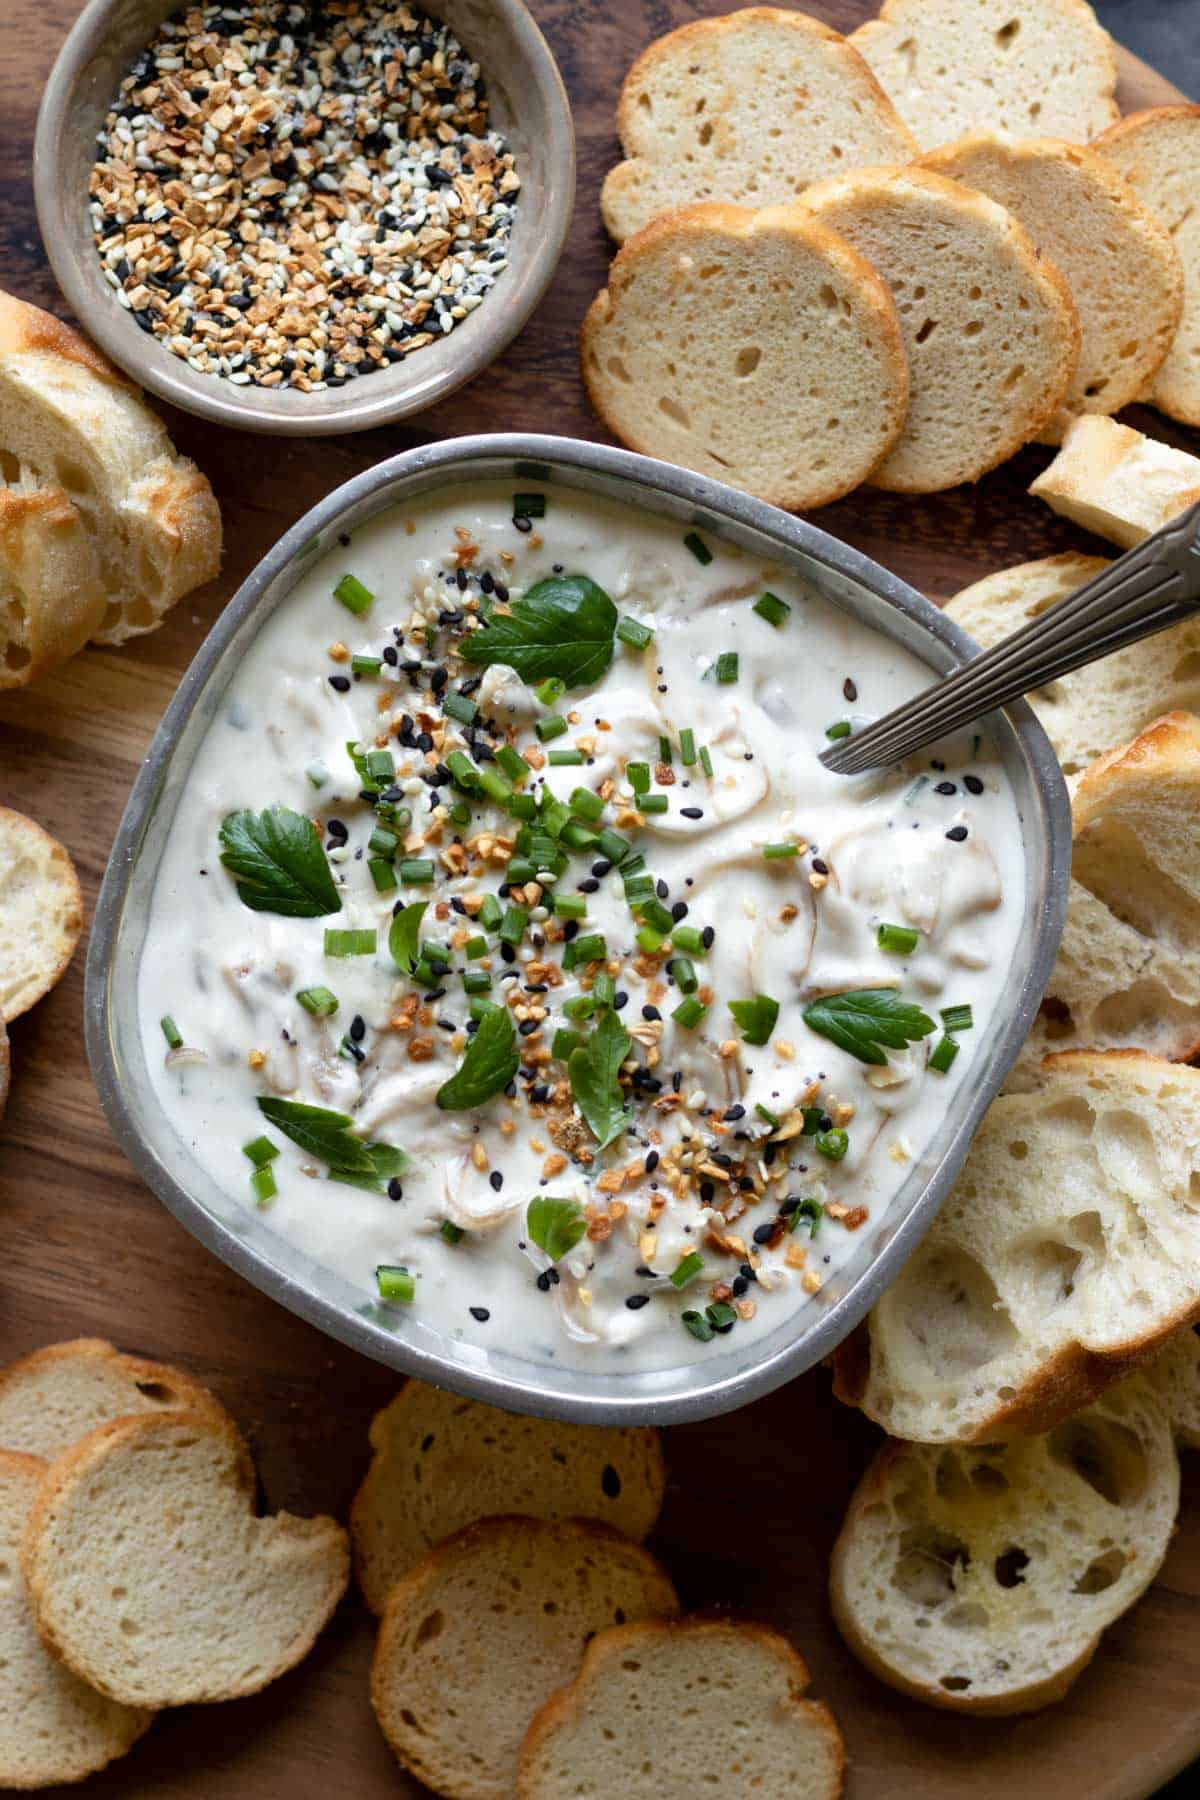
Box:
[138,482,1026,1371]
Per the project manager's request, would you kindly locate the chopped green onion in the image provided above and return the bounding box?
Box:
[160,1016,182,1050]
[684,531,712,565]
[478,769,514,806]
[658,735,673,766]
[617,616,654,649]
[513,491,546,520]
[699,745,714,778]
[536,714,568,743]
[364,747,395,784]
[787,1199,823,1237]
[592,973,616,1008]
[715,652,739,684]
[334,573,374,615]
[369,858,398,892]
[478,894,504,931]
[297,985,339,1017]
[561,822,598,852]
[763,842,800,859]
[351,653,382,676]
[624,875,655,905]
[508,792,537,821]
[627,761,651,794]
[494,744,528,785]
[552,1028,585,1061]
[563,994,596,1021]
[670,956,698,994]
[941,1004,974,1033]
[462,969,492,994]
[465,935,488,960]
[399,859,435,885]
[755,1102,781,1130]
[679,728,697,766]
[638,898,675,935]
[242,1136,278,1167]
[825,720,851,741]
[443,690,479,726]
[377,802,412,832]
[506,857,537,884]
[500,905,529,946]
[636,926,666,954]
[570,786,604,822]
[411,959,437,989]
[930,1034,960,1074]
[446,750,480,790]
[440,1220,464,1245]
[670,1251,705,1289]
[596,828,630,864]
[728,994,779,1046]
[369,826,398,858]
[671,924,708,955]
[562,932,607,971]
[802,1106,824,1136]
[376,1264,415,1302]
[706,1301,737,1331]
[324,929,376,957]
[877,922,920,955]
[753,591,791,628]
[673,995,707,1029]
[549,748,584,767]
[682,1310,715,1342]
[639,794,669,814]
[536,677,566,706]
[553,892,587,919]
[816,1127,849,1161]
[250,1165,277,1207]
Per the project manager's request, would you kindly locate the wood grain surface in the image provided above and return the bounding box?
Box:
[2,4,1199,1797]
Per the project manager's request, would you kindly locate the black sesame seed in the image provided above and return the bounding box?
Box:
[642,1004,661,1022]
[946,825,969,842]
[935,780,957,795]
[536,1271,552,1292]
[387,1178,404,1202]
[625,1293,651,1310]
[518,1017,539,1036]
[655,879,669,900]
[489,1170,504,1191]
[843,677,858,702]
[671,901,688,922]
[329,674,351,692]
[591,858,612,878]
[680,806,703,819]
[645,1150,660,1172]
[469,1306,490,1323]
[349,1015,366,1042]
[811,857,828,875]
[701,926,715,949]
[964,774,984,795]
[579,877,599,893]
[724,1104,746,1121]
[753,1222,776,1245]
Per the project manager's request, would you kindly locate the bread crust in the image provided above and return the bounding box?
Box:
[0,291,130,391]
[0,1338,234,1459]
[0,807,83,1022]
[0,482,106,687]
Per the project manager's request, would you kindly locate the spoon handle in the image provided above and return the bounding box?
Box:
[821,497,1200,775]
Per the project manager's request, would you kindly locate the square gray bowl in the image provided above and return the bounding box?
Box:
[85,434,1071,1424]
[34,0,574,434]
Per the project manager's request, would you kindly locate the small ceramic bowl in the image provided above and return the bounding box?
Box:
[34,0,574,435]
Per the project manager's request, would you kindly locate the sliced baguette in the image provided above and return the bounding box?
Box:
[352,1382,666,1614]
[372,1516,680,1800]
[1148,1322,1200,1451]
[800,166,1079,492]
[1093,107,1200,427]
[850,0,1119,151]
[0,1451,153,1787]
[832,1051,1200,1442]
[0,1339,231,1461]
[518,1618,845,1799]
[600,8,916,244]
[831,1375,1178,1715]
[0,465,104,688]
[1029,414,1200,548]
[918,132,1183,437]
[22,1409,349,1707]
[0,289,221,644]
[582,201,910,510]
[0,808,82,1021]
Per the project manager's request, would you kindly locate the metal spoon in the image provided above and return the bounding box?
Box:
[820,497,1200,775]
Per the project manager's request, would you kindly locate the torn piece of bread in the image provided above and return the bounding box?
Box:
[0,1451,153,1786]
[372,1516,680,1800]
[0,1339,231,1461]
[0,289,221,644]
[945,554,1200,775]
[518,1618,845,1799]
[831,1375,1178,1714]
[1094,107,1200,427]
[352,1382,666,1615]
[918,132,1183,436]
[1009,713,1200,1085]
[832,1051,1200,1443]
[23,1410,349,1707]
[800,166,1079,492]
[0,808,82,1021]
[851,0,1119,151]
[1148,1322,1200,1451]
[0,465,104,688]
[1029,414,1200,547]
[582,202,910,510]
[600,8,916,244]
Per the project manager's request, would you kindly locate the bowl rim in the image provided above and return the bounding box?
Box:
[84,433,1072,1423]
[32,0,575,436]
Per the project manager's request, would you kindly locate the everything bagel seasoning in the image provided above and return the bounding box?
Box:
[88,1,520,391]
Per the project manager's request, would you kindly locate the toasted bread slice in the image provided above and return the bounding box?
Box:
[831,1376,1178,1715]
[582,201,909,510]
[1029,415,1200,548]
[0,808,82,1021]
[0,289,221,644]
[918,132,1182,437]
[832,1051,1200,1442]
[23,1410,349,1707]
[0,1339,231,1461]
[0,1451,153,1786]
[372,1516,680,1800]
[600,8,916,243]
[518,1617,845,1798]
[352,1383,666,1614]
[0,465,104,688]
[1148,1322,1200,1450]
[851,0,1119,150]
[800,166,1079,492]
[1094,107,1200,426]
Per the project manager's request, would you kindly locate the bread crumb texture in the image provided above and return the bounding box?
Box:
[0,807,82,1021]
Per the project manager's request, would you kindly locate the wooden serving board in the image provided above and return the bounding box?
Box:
[1,4,1198,1796]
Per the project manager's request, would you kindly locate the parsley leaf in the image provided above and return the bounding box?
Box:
[728,994,780,1047]
[802,988,936,1066]
[219,807,341,918]
[527,1195,587,1263]
[256,1098,406,1192]
[436,1004,519,1110]
[568,1009,631,1148]
[389,900,428,975]
[461,574,617,688]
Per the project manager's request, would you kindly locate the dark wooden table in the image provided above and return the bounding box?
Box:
[2,4,1199,1796]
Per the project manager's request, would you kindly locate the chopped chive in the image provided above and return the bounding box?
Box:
[500,905,529,946]
[569,786,604,822]
[728,994,779,1047]
[670,1251,705,1289]
[478,894,504,931]
[376,802,412,832]
[707,1300,737,1331]
[552,1027,585,1061]
[465,934,488,960]
[513,492,546,520]
[753,591,791,628]
[930,1034,960,1074]
[624,875,655,905]
[478,769,514,806]
[816,1127,849,1161]
[250,1165,277,1206]
[369,825,398,858]
[715,652,739,684]
[877,922,920,955]
[699,745,714,778]
[638,898,675,935]
[562,932,607,971]
[324,929,376,957]
[596,828,630,864]
[536,677,566,706]
[399,859,435,885]
[461,969,492,995]
[553,893,587,919]
[671,924,707,955]
[627,761,651,794]
[679,728,697,766]
[297,985,339,1017]
[549,748,584,767]
[160,1015,183,1050]
[443,690,478,725]
[559,822,597,853]
[636,926,667,953]
[242,1136,278,1167]
[673,995,707,1029]
[507,793,537,820]
[593,972,616,1008]
[369,858,398,892]
[801,1107,824,1137]
[684,531,712,565]
[755,1102,781,1129]
[450,801,473,828]
[334,573,373,615]
[617,615,654,649]
[376,1264,415,1302]
[825,720,851,741]
[658,735,673,766]
[410,957,436,990]
[941,1004,974,1033]
[495,744,528,785]
[364,747,395,784]
[440,1220,464,1245]
[763,841,800,860]
[670,956,698,993]
[682,1309,715,1342]
[446,749,480,790]
[640,793,669,814]
[787,1199,823,1237]
[536,715,568,745]
[506,857,537,884]
[351,653,382,676]
[563,994,596,1021]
